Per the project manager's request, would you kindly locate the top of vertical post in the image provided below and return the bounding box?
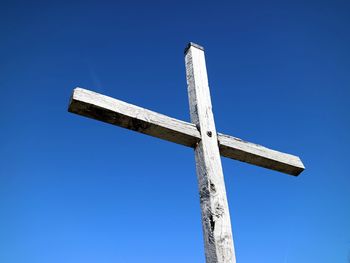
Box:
[184,42,205,54]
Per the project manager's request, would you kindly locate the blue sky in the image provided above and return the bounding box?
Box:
[1,0,349,262]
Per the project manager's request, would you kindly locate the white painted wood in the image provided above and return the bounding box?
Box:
[185,43,236,263]
[68,88,304,176]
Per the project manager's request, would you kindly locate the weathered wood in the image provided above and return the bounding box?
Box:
[218,133,304,176]
[68,87,201,147]
[68,88,304,176]
[185,43,236,263]
[68,42,305,263]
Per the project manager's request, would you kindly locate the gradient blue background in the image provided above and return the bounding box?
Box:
[1,0,349,262]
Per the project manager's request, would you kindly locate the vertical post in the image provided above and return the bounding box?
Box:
[185,43,236,263]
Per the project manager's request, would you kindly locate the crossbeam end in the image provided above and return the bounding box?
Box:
[218,133,305,176]
[68,87,201,148]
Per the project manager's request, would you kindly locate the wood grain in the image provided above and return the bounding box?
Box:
[69,87,201,147]
[68,87,304,176]
[185,43,236,263]
[218,133,304,176]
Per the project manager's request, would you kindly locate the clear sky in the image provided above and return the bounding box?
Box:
[1,0,349,262]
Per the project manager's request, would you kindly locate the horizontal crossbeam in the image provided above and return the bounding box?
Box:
[68,88,304,176]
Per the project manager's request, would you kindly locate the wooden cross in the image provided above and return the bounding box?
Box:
[68,42,304,263]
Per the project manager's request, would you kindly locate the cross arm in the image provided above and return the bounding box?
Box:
[68,87,201,148]
[68,88,304,176]
[218,133,304,176]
